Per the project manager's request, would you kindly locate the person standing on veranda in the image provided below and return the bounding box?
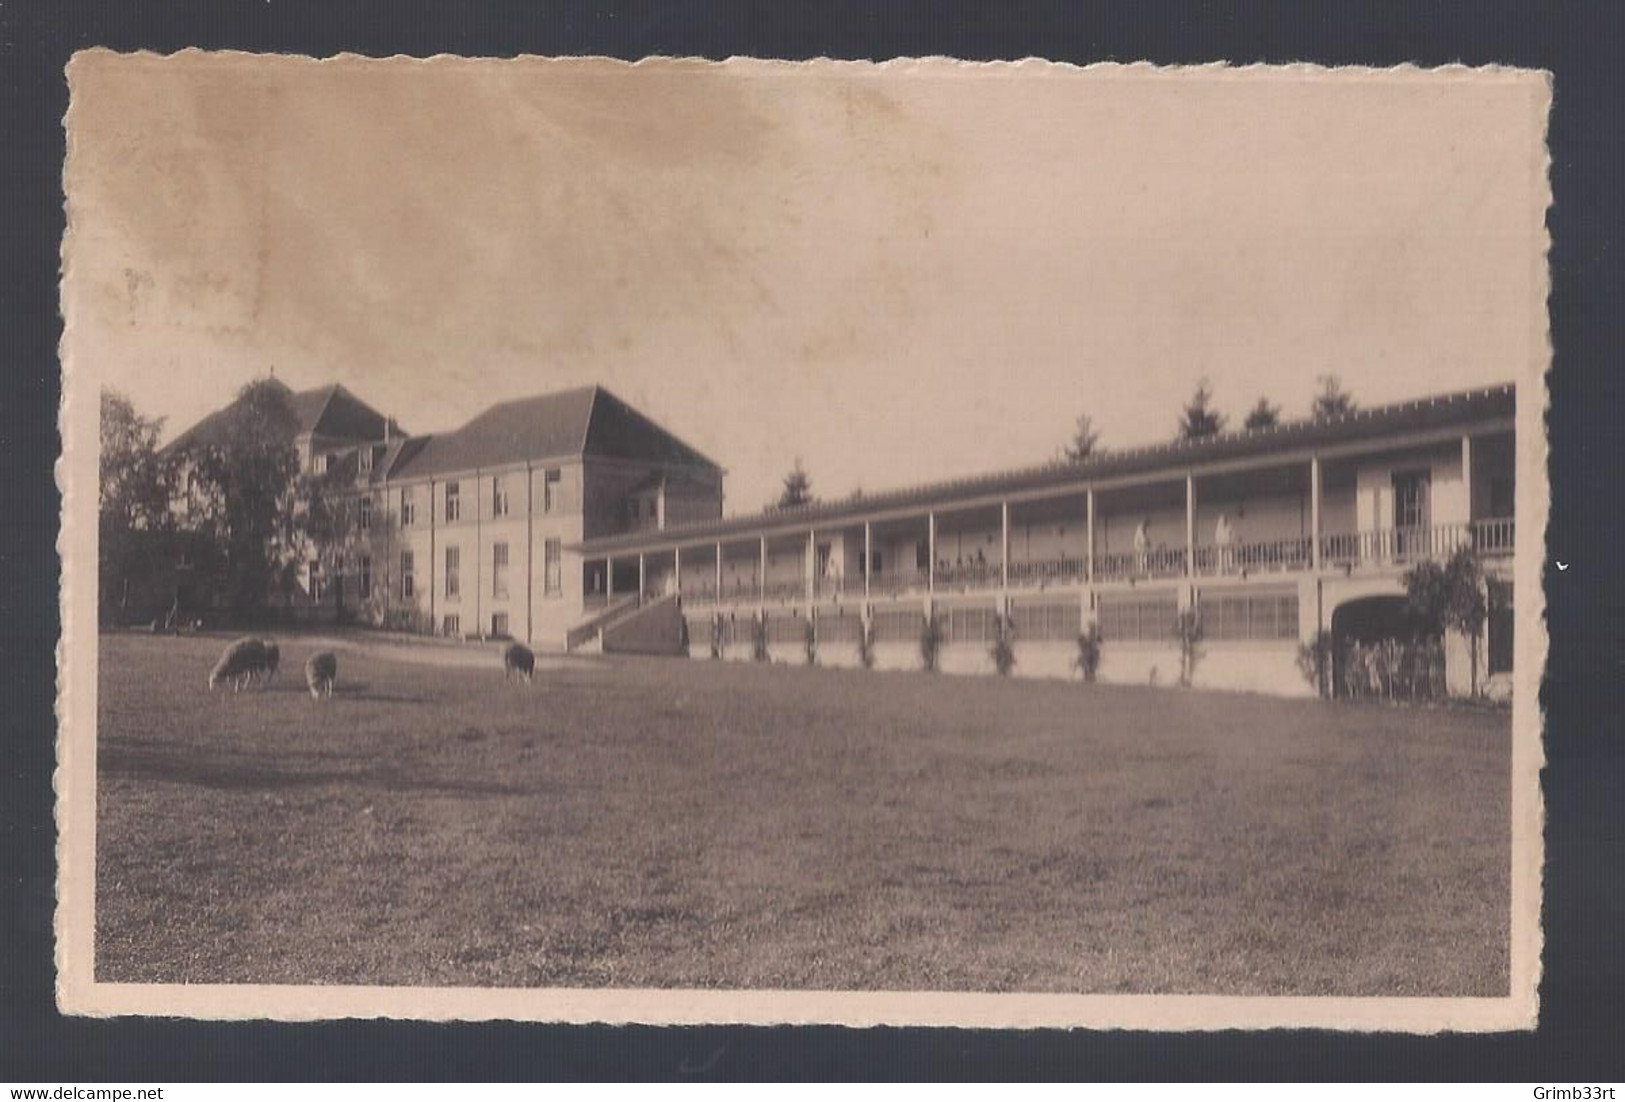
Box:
[1215,512,1235,573]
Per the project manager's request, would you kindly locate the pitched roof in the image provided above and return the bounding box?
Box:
[576,382,1517,554]
[164,379,395,455]
[388,385,719,480]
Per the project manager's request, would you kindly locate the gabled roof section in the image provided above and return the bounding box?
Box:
[583,387,721,472]
[575,382,1517,554]
[387,385,720,480]
[164,379,396,455]
[388,386,598,480]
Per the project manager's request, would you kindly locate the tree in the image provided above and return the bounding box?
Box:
[99,389,176,621]
[1063,412,1101,462]
[1403,546,1488,696]
[1311,374,1357,421]
[777,457,815,509]
[1177,378,1226,441]
[1243,397,1281,432]
[179,379,303,617]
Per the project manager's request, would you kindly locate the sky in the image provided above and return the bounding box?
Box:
[65,54,1548,513]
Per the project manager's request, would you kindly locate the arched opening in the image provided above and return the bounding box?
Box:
[1328,595,1431,698]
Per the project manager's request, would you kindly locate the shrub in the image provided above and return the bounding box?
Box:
[382,606,433,635]
[1404,546,1488,696]
[989,613,1017,676]
[709,614,724,660]
[919,612,942,673]
[1296,629,1335,698]
[1074,622,1103,682]
[751,614,769,663]
[804,617,818,667]
[1174,607,1203,687]
[857,616,876,670]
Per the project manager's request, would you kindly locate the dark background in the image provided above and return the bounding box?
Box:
[3,0,1621,1081]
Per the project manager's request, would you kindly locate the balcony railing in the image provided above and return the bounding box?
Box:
[658,518,1513,606]
[1093,547,1188,583]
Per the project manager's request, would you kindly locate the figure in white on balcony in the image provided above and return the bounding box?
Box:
[1215,513,1235,573]
[1133,520,1150,575]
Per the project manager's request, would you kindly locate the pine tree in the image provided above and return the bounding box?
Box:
[778,457,814,509]
[1177,378,1226,440]
[1243,397,1281,432]
[1063,413,1101,462]
[1311,374,1357,421]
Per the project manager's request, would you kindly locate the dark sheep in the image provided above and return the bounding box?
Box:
[503,642,535,684]
[209,637,267,692]
[259,639,281,683]
[304,651,338,699]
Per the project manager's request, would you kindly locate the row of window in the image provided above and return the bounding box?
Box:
[312,540,564,603]
[335,469,573,530]
[438,613,517,638]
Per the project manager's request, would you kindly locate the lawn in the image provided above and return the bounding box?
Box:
[94,631,1511,995]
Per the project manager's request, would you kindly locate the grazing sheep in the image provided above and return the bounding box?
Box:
[208,637,267,693]
[502,641,535,684]
[259,640,280,683]
[304,651,338,699]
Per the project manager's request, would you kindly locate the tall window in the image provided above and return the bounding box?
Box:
[543,468,562,512]
[309,559,323,602]
[400,487,415,526]
[544,538,562,595]
[492,542,509,598]
[359,447,373,474]
[492,475,509,518]
[1393,469,1431,559]
[359,496,372,531]
[445,546,460,598]
[401,550,415,599]
[442,614,460,637]
[445,481,461,523]
[491,612,509,638]
[359,555,372,600]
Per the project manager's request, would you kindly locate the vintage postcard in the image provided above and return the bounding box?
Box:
[57,52,1549,1029]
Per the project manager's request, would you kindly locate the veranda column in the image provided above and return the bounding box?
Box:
[1084,487,1096,629]
[806,529,816,618]
[674,545,682,601]
[1310,456,1322,570]
[638,552,646,601]
[758,535,767,616]
[1000,499,1011,615]
[863,522,872,602]
[927,511,936,592]
[715,541,723,605]
[1461,434,1473,551]
[606,556,614,600]
[1185,472,1196,580]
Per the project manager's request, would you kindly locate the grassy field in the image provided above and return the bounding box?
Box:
[95,631,1511,995]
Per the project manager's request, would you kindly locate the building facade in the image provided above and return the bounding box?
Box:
[573,383,1517,698]
[164,379,1517,698]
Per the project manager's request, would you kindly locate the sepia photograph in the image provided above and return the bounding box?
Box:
[57,53,1548,1029]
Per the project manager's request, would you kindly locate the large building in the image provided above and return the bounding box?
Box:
[165,378,1517,698]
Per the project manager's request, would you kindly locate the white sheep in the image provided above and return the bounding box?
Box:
[208,637,267,693]
[502,641,535,685]
[304,651,338,699]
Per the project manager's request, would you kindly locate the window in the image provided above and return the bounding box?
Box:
[1201,590,1299,641]
[544,538,562,595]
[442,614,461,637]
[313,454,329,475]
[401,551,415,599]
[872,607,921,643]
[1012,600,1081,642]
[1098,592,1179,642]
[943,606,997,644]
[445,546,460,598]
[309,559,323,602]
[915,541,931,572]
[359,555,372,600]
[359,496,372,531]
[492,542,509,598]
[492,476,508,518]
[359,447,373,474]
[491,612,509,638]
[1490,477,1514,520]
[1488,579,1514,675]
[445,481,461,523]
[543,468,562,512]
[766,614,804,644]
[400,487,415,526]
